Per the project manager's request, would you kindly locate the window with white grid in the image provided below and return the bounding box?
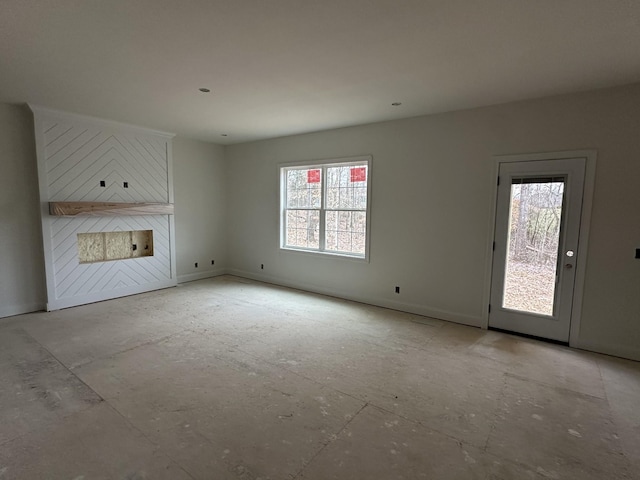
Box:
[281,157,371,258]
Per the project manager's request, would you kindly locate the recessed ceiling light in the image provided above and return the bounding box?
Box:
[199,88,211,93]
[391,102,402,106]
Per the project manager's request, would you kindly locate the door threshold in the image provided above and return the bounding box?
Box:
[488,327,569,347]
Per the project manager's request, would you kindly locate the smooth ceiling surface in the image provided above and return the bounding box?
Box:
[1,0,640,144]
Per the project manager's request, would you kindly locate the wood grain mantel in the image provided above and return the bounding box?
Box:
[49,201,174,216]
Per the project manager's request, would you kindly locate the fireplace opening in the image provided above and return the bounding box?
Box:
[77,230,154,264]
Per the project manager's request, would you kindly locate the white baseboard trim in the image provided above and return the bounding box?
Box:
[574,339,640,362]
[178,269,227,284]
[0,302,46,319]
[226,269,483,328]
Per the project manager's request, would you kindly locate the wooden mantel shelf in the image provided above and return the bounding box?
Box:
[49,201,174,216]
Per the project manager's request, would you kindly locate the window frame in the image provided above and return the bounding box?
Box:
[279,155,372,260]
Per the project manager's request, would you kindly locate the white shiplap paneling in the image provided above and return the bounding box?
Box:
[32,106,176,310]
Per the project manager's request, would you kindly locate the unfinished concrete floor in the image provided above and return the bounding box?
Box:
[1,275,638,479]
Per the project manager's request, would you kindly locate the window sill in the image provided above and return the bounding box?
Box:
[280,246,369,262]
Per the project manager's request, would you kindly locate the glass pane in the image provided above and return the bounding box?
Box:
[325,210,366,255]
[503,179,565,316]
[326,165,368,210]
[285,209,320,249]
[286,169,322,209]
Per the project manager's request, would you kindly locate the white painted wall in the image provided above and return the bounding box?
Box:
[0,104,46,317]
[173,137,227,283]
[225,83,640,361]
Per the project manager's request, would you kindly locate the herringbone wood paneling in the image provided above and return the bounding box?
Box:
[34,109,175,310]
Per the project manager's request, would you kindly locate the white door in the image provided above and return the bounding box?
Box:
[489,158,586,342]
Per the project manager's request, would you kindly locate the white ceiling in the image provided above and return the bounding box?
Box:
[2,1,640,145]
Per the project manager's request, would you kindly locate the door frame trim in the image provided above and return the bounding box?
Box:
[482,150,597,347]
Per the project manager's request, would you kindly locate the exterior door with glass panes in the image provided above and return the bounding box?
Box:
[489,158,586,342]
